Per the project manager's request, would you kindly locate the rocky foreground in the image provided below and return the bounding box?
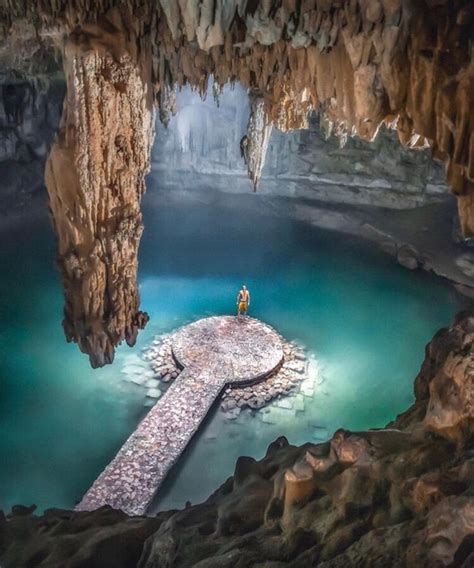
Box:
[1,311,473,567]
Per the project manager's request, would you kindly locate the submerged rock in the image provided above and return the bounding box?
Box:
[145,388,161,399]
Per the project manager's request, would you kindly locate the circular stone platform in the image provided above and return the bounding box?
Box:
[172,315,284,386]
[76,316,284,516]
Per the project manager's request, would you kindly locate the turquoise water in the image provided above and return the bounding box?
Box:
[0,190,467,514]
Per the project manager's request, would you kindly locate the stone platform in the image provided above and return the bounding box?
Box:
[76,316,283,515]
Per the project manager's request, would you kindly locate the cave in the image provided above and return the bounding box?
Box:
[0,2,473,567]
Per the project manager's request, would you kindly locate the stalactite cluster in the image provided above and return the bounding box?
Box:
[2,0,472,223]
[1,0,472,364]
[148,1,474,232]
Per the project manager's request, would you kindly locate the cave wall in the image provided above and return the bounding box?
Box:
[145,0,474,232]
[0,76,448,215]
[1,1,472,219]
[0,74,64,215]
[152,83,447,208]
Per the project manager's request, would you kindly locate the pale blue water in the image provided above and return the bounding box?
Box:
[0,190,467,514]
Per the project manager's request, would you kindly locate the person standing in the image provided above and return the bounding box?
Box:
[236,285,250,317]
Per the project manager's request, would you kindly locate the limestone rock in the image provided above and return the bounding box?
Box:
[397,244,420,270]
[241,92,273,191]
[44,9,155,367]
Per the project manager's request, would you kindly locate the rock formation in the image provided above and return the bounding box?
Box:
[241,91,273,190]
[149,0,473,232]
[44,9,155,367]
[154,99,447,209]
[1,0,473,364]
[2,0,473,214]
[1,310,473,567]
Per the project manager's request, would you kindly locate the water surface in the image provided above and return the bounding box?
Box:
[0,190,466,513]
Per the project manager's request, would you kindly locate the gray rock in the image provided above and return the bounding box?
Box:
[225,407,241,420]
[397,245,419,270]
[276,398,293,410]
[128,375,149,386]
[222,399,237,411]
[146,388,162,399]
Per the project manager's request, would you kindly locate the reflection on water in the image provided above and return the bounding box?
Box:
[0,189,466,513]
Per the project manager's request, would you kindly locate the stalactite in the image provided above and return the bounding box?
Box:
[158,84,177,128]
[6,1,470,214]
[44,8,155,367]
[241,92,273,191]
[149,0,474,231]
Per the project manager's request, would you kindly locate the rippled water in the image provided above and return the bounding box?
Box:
[0,189,466,513]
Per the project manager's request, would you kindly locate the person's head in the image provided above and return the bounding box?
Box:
[242,284,247,291]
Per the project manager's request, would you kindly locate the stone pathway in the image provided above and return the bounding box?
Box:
[135,327,311,416]
[76,316,283,515]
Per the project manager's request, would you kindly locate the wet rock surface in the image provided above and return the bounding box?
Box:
[0,75,64,216]
[154,102,447,210]
[1,311,473,568]
[2,1,473,226]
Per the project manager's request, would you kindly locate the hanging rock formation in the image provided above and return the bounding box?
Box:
[241,91,273,190]
[44,9,155,367]
[145,0,474,231]
[2,1,472,214]
[1,0,473,364]
[1,310,473,567]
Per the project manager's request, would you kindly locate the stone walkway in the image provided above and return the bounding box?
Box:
[76,316,283,515]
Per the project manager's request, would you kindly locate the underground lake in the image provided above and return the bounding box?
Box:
[0,187,467,513]
[1,4,473,566]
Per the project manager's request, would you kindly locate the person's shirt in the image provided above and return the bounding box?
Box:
[238,289,249,303]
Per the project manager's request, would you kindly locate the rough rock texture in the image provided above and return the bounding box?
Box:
[44,10,155,367]
[1,311,473,568]
[241,91,273,190]
[153,89,447,209]
[149,1,473,230]
[3,2,472,216]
